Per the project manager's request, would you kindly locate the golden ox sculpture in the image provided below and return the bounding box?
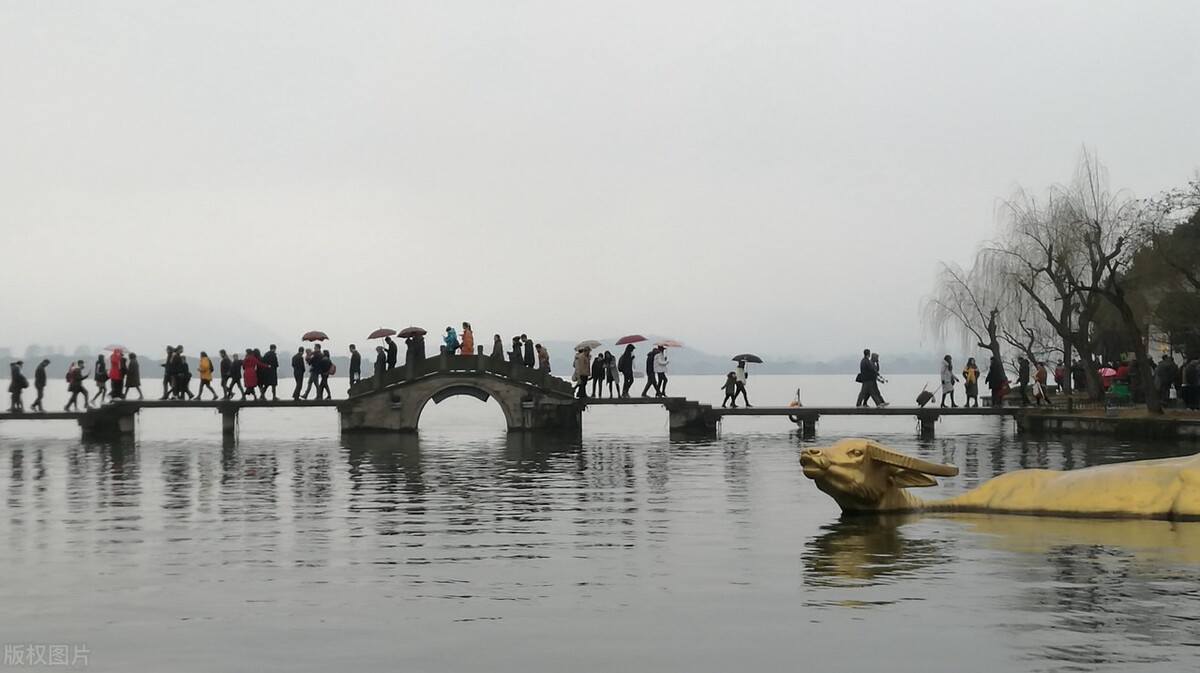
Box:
[800,438,1200,521]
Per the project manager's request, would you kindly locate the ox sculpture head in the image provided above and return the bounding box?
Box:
[800,438,959,513]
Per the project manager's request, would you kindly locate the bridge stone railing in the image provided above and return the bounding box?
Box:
[349,350,573,398]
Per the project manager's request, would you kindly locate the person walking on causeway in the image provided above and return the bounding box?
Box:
[197,351,218,400]
[91,354,108,405]
[640,347,659,397]
[126,353,143,400]
[734,361,751,407]
[654,346,670,397]
[721,371,738,408]
[31,359,50,412]
[939,355,958,408]
[291,348,306,399]
[64,360,90,411]
[618,345,635,398]
[241,349,264,400]
[573,347,591,400]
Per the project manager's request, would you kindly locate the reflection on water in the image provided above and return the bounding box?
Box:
[802,515,951,589]
[2,419,1199,672]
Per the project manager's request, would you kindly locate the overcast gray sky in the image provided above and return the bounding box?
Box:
[2,1,1197,359]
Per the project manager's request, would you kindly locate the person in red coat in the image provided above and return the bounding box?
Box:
[241,349,264,399]
[108,349,125,400]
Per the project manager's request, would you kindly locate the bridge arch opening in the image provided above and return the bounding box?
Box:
[413,383,513,435]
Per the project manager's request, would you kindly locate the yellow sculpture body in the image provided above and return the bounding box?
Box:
[799,438,1200,520]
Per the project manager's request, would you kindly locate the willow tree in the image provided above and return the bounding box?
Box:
[921,258,1008,368]
[983,151,1161,411]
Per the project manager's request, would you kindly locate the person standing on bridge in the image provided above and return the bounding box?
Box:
[491,334,504,361]
[291,348,306,399]
[91,354,108,405]
[962,357,980,407]
[126,353,143,400]
[108,349,125,401]
[590,351,605,398]
[640,347,659,398]
[348,344,361,387]
[197,351,218,400]
[443,326,459,355]
[159,345,174,400]
[31,359,50,412]
[510,336,522,366]
[536,343,551,373]
[573,347,591,399]
[386,338,400,369]
[985,356,1007,407]
[460,323,474,355]
[65,360,90,411]
[262,345,280,400]
[1016,356,1031,406]
[618,344,635,398]
[318,350,333,400]
[374,345,386,378]
[939,355,959,408]
[522,335,535,368]
[8,361,28,412]
[654,346,670,397]
[604,352,618,398]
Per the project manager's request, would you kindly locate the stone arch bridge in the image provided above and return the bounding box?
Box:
[341,353,581,433]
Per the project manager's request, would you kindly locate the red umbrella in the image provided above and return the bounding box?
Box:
[302,331,329,342]
[615,334,646,345]
[368,328,396,339]
[398,326,427,338]
[654,339,683,348]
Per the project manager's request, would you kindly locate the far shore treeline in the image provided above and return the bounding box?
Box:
[0,343,945,378]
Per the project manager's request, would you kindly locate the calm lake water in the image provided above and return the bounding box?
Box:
[2,374,1199,672]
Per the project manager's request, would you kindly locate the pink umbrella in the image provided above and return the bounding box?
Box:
[654,339,683,348]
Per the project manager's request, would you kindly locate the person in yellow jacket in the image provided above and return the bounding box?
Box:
[962,357,981,408]
[198,351,219,400]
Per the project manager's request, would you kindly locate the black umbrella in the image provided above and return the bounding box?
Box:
[732,353,763,364]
